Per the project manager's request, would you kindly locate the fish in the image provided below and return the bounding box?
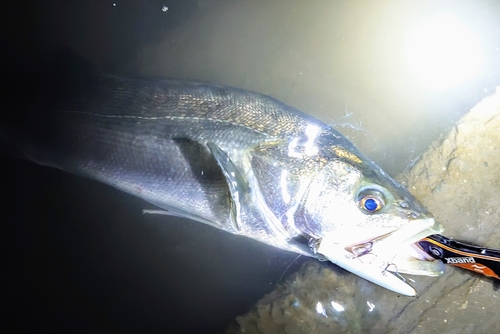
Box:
[5,74,444,295]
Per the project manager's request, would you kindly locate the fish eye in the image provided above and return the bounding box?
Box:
[357,187,386,213]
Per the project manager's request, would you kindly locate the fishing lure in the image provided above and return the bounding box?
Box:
[419,234,500,280]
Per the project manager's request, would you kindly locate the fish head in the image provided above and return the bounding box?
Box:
[249,132,443,287]
[297,146,444,277]
[301,157,438,240]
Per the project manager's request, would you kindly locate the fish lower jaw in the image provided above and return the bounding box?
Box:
[316,240,420,296]
[318,218,445,279]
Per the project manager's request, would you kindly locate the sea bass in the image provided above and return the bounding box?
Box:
[9,75,443,295]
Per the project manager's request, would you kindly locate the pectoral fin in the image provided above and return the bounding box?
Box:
[207,142,248,232]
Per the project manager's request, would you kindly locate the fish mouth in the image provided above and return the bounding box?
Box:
[349,218,446,276]
[317,218,445,296]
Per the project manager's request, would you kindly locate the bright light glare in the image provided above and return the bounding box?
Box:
[330,300,345,312]
[406,15,483,90]
[315,302,327,317]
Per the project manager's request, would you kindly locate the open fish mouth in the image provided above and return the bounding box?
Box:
[316,218,445,296]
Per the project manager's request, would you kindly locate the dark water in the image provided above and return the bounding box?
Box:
[2,1,500,333]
